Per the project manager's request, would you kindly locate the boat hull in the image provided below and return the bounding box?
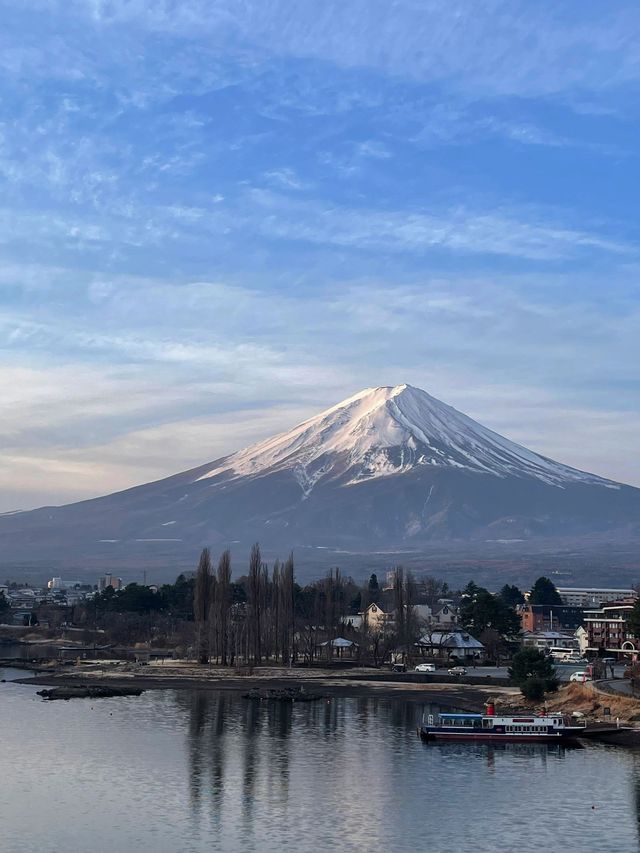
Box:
[419,728,583,743]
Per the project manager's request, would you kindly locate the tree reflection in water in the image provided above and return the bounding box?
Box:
[181,691,296,826]
[179,691,595,845]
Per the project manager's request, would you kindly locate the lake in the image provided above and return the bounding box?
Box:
[2,667,640,852]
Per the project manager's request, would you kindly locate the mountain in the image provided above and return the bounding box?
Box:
[1,384,639,574]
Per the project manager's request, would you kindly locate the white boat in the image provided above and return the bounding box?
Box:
[419,702,586,743]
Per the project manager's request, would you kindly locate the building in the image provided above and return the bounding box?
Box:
[361,602,388,633]
[8,589,40,608]
[98,573,123,592]
[521,631,579,652]
[48,577,84,591]
[518,603,583,633]
[557,587,636,608]
[416,629,485,662]
[342,602,389,633]
[575,626,589,655]
[320,637,359,660]
[431,603,457,627]
[584,599,639,658]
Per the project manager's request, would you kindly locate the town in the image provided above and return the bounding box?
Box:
[3,547,640,702]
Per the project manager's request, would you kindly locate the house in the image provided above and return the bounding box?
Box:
[575,626,589,655]
[518,603,583,633]
[412,603,457,628]
[416,629,485,662]
[521,631,579,652]
[362,602,389,634]
[431,603,458,627]
[413,604,432,622]
[584,599,639,658]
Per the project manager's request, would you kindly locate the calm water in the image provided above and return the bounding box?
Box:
[2,668,640,853]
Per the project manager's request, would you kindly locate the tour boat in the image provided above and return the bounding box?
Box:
[419,702,586,743]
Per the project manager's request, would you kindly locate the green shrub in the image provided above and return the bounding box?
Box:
[509,647,558,697]
[520,677,547,702]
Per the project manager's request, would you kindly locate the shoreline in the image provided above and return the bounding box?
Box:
[10,666,517,710]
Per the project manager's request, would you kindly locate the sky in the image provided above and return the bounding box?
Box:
[1,0,640,511]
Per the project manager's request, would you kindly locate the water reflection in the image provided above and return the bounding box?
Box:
[421,739,581,774]
[3,683,640,853]
[181,693,586,816]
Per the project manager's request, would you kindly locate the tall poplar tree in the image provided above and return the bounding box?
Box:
[194,547,213,664]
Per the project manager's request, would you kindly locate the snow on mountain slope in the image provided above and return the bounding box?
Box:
[196,384,617,494]
[0,383,638,574]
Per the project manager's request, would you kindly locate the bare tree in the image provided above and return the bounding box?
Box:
[247,543,264,664]
[216,550,232,665]
[281,553,295,665]
[194,547,213,664]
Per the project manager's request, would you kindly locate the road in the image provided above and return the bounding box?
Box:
[429,664,628,683]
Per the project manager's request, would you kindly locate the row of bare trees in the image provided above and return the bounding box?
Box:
[192,544,430,667]
[194,544,296,666]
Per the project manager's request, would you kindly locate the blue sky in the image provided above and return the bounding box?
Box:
[1,0,640,510]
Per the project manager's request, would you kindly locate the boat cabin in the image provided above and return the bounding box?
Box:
[425,712,577,734]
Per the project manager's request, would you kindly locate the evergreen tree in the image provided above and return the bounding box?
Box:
[498,584,525,608]
[459,585,520,637]
[0,591,10,617]
[628,598,640,638]
[509,647,558,699]
[367,573,380,603]
[529,577,562,606]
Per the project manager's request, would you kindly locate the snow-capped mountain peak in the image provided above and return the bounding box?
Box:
[1,383,637,571]
[196,384,616,493]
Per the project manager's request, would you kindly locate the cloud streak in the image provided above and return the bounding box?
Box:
[0,1,639,509]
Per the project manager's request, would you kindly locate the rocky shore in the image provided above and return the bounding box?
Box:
[12,660,517,711]
[36,685,144,701]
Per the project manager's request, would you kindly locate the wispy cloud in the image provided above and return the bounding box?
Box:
[246,190,634,261]
[263,168,309,191]
[0,1,639,509]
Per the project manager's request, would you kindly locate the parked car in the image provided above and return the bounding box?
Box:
[415,663,436,673]
[448,666,467,676]
[391,663,407,673]
[569,671,592,683]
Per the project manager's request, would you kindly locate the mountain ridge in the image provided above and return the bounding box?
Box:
[0,384,638,573]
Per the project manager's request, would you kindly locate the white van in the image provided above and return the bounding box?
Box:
[569,671,592,683]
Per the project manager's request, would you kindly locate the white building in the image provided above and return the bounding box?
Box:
[557,587,636,608]
[521,631,579,652]
[575,626,589,655]
[48,578,83,590]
